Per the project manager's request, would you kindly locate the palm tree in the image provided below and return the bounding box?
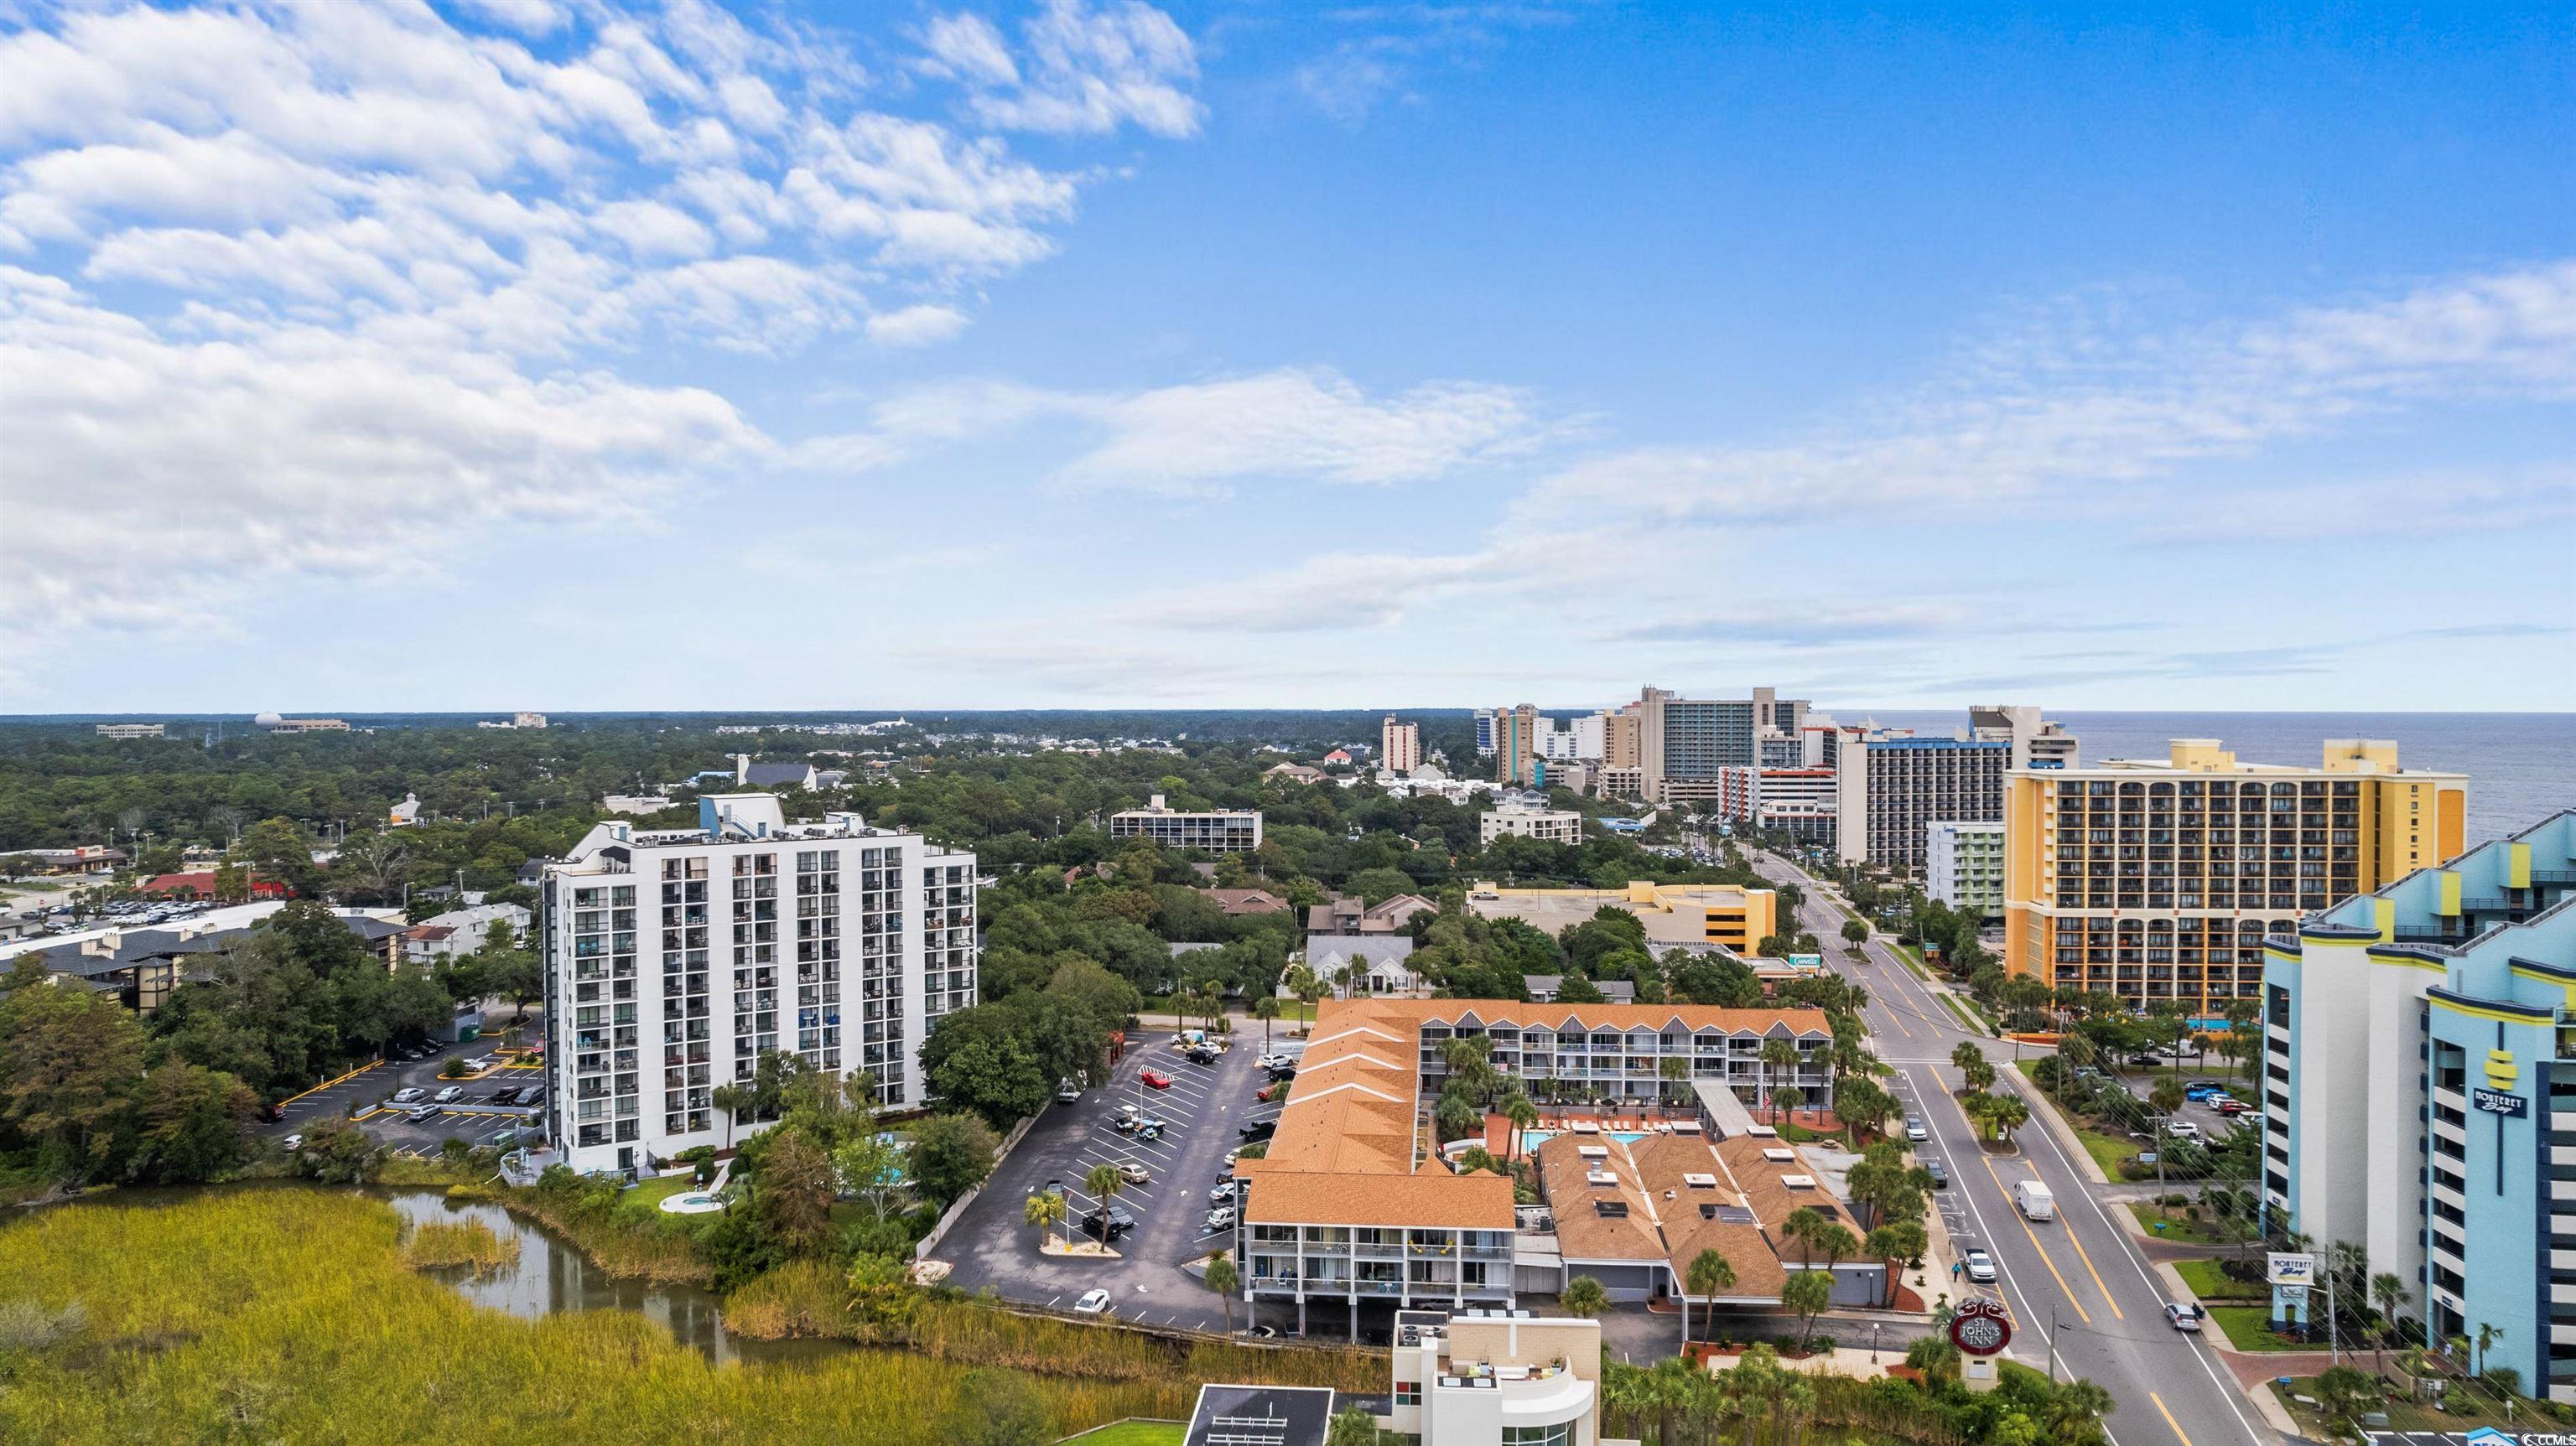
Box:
[1781,1268,1832,1354]
[2370,1272,2408,1376]
[709,1083,751,1154]
[1770,1083,1806,1127]
[1085,1161,1124,1231]
[1561,1274,1608,1319]
[1024,1189,1067,1251]
[1502,1094,1540,1170]
[1781,1205,1825,1266]
[1657,1055,1689,1110]
[1684,1247,1736,1348]
[1283,963,1321,1030]
[1203,1251,1239,1335]
[1252,996,1280,1053]
[2044,1378,2116,1439]
[1758,1039,1800,1120]
[1986,1092,2028,1145]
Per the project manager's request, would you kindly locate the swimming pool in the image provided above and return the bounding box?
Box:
[1520,1129,1652,1147]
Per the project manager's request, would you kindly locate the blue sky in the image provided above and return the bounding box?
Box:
[3,0,2570,713]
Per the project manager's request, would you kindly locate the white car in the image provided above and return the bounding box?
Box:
[1209,1184,1237,1203]
[1117,1161,1150,1185]
[433,1086,463,1104]
[1072,1289,1112,1315]
[2163,1301,2205,1332]
[461,1056,495,1073]
[1205,1206,1237,1231]
[1962,1248,1996,1283]
[390,1087,426,1104]
[1905,1117,1929,1143]
[2165,1120,2201,1140]
[281,1133,304,1152]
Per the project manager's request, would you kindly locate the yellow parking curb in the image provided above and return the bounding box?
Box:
[276,1059,382,1107]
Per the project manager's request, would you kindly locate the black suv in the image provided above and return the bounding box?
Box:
[1083,1206,1136,1240]
[1239,1120,1275,1142]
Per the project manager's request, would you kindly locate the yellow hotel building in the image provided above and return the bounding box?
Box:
[2002,739,2467,1014]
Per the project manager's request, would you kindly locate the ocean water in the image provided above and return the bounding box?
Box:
[1854,711,2576,845]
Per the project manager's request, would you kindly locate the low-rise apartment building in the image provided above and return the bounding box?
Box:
[2262,809,2575,1404]
[1480,806,1584,846]
[1232,999,1832,1337]
[1925,821,2006,918]
[95,723,165,739]
[1107,793,1264,853]
[2004,739,2469,1014]
[1467,881,1778,955]
[539,794,975,1176]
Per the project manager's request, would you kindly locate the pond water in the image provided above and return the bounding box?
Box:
[377,1187,844,1368]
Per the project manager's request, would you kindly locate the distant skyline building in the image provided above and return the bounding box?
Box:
[1633,686,1809,804]
[1109,793,1265,853]
[94,723,164,739]
[1925,821,2007,918]
[1492,703,1542,787]
[1834,705,2074,868]
[2001,738,2469,1015]
[1379,716,1422,775]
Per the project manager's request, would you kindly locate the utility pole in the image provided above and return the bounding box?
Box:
[2047,1304,2059,1382]
[2325,1249,2340,1365]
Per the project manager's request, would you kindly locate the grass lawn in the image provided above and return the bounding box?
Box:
[1934,992,1987,1034]
[2269,1372,2562,1438]
[1888,943,1935,982]
[2128,1201,2228,1245]
[2208,1304,2320,1353]
[1058,1423,1187,1446]
[2172,1257,2262,1303]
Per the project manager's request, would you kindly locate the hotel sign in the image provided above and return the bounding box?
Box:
[2267,1252,2315,1287]
[1948,1298,2012,1357]
[2472,1088,2528,1118]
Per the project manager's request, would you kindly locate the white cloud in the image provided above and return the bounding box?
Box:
[789,366,1549,495]
[867,303,970,346]
[1519,261,2576,528]
[930,0,1204,139]
[0,266,757,633]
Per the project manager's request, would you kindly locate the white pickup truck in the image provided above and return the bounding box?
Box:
[2014,1179,2056,1221]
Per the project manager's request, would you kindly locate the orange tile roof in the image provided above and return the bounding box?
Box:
[1532,1125,1841,1303]
[1238,998,1826,1236]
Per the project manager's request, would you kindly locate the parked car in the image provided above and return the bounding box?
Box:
[1040,1179,1066,1199]
[1136,1123,1164,1142]
[1240,1324,1280,1340]
[1205,1205,1237,1231]
[2183,1086,2224,1102]
[2184,1079,2225,1091]
[1962,1248,1996,1284]
[1185,1047,1218,1065]
[1905,1117,1929,1143]
[1255,1055,1291,1071]
[488,1087,521,1105]
[1140,1069,1174,1090]
[2165,1120,2202,1139]
[1072,1289,1112,1314]
[1209,1184,1237,1203]
[2213,1098,2250,1117]
[1117,1161,1150,1185]
[1057,1078,1083,1104]
[432,1086,463,1104]
[1924,1159,1949,1189]
[1239,1120,1275,1141]
[1083,1207,1135,1241]
[405,1104,440,1122]
[2163,1301,2205,1332]
[461,1056,494,1073]
[1267,1066,1296,1083]
[1255,1082,1285,1102]
[281,1133,304,1153]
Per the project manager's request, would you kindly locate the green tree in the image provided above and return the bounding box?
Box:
[1552,972,1607,1005]
[755,1129,839,1257]
[924,1018,1050,1131]
[2369,1272,2408,1376]
[1024,1189,1067,1250]
[1782,1205,1825,1266]
[709,1083,752,1153]
[1204,1251,1240,1335]
[1841,920,1869,945]
[1560,1274,1609,1319]
[1325,1407,1385,1446]
[1781,1268,1833,1353]
[0,958,148,1177]
[1770,1083,1806,1126]
[293,1117,382,1184]
[125,1061,259,1184]
[908,1112,999,1205]
[1684,1247,1736,1346]
[1758,1039,1800,1121]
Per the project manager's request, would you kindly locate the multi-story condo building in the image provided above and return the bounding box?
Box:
[1467,881,1779,955]
[2262,810,2573,1404]
[2003,739,2468,1015]
[1382,717,1423,775]
[1633,686,1808,805]
[1187,1310,1607,1446]
[1473,709,1498,757]
[1835,735,2011,868]
[1107,793,1263,853]
[1231,998,1832,1336]
[1478,806,1585,847]
[1926,821,2007,918]
[1969,704,2080,770]
[1711,765,1839,845]
[1602,708,1641,770]
[540,794,976,1177]
[1490,704,1543,786]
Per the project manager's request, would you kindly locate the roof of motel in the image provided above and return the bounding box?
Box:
[1234,998,1828,1232]
[1535,1127,1838,1302]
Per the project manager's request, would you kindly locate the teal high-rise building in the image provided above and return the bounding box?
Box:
[2262,809,2576,1403]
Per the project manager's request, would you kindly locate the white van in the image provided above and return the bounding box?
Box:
[2013,1179,2056,1221]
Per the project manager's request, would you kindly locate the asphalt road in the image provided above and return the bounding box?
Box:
[258,1017,546,1158]
[1750,849,2284,1446]
[936,1020,1299,1334]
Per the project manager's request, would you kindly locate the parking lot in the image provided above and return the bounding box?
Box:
[262,1014,548,1158]
[937,1020,1301,1333]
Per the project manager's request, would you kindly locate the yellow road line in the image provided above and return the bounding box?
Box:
[1883,1000,1914,1039]
[2148,1391,2193,1445]
[1980,1155,2090,1325]
[274,1059,382,1107]
[2056,1202,2123,1319]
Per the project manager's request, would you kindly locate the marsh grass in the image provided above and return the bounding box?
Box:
[402,1220,519,1274]
[447,1179,709,1284]
[724,1258,1383,1393]
[0,1189,1189,1445]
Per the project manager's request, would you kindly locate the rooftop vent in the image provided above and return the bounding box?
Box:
[1577,1144,1608,1159]
[1762,1148,1795,1163]
[1745,1124,1777,1138]
[1585,1170,1615,1186]
[1780,1174,1815,1189]
[1683,1172,1718,1189]
[1594,1200,1628,1218]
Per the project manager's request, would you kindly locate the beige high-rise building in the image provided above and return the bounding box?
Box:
[1602,709,1641,769]
[2002,739,2469,1014]
[1493,703,1541,786]
[1379,716,1421,775]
